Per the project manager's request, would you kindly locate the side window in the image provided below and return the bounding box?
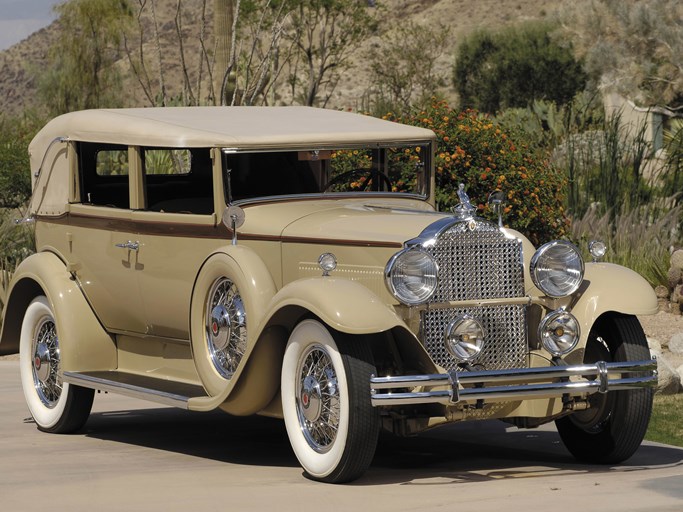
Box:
[144,149,192,176]
[96,149,129,176]
[79,142,130,208]
[143,148,214,215]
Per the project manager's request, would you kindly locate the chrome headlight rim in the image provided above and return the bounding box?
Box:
[444,314,486,362]
[538,309,581,356]
[530,240,585,298]
[385,246,439,306]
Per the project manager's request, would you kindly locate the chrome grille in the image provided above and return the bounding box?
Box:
[422,305,527,371]
[426,221,524,302]
[420,219,527,371]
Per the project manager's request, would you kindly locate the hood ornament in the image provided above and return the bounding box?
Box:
[451,183,476,219]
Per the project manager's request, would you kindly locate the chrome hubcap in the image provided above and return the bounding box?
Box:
[296,345,339,453]
[205,278,246,379]
[301,375,323,423]
[31,317,61,408]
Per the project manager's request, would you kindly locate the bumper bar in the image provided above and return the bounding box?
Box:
[370,359,658,406]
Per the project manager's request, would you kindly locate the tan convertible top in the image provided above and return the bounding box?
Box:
[28,107,435,217]
[30,106,434,153]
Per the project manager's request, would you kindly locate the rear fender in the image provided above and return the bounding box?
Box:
[0,252,116,370]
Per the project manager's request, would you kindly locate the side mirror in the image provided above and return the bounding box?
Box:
[222,205,245,245]
[487,190,506,227]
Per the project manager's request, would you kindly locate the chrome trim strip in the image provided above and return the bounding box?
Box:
[63,371,192,409]
[370,359,657,406]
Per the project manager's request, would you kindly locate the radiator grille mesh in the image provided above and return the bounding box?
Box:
[422,305,527,371]
[426,221,524,302]
[421,220,527,371]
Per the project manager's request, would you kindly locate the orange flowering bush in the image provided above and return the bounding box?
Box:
[384,100,569,245]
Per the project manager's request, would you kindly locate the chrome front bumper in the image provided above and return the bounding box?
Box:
[370,359,658,407]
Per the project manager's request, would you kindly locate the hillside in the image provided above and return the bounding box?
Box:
[0,0,560,117]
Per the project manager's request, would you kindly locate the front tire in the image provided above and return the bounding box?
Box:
[556,314,653,463]
[19,296,94,433]
[281,320,380,483]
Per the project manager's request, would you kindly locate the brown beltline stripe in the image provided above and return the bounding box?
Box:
[38,213,403,248]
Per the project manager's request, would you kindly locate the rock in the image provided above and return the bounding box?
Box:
[655,285,669,298]
[678,365,683,392]
[648,337,662,353]
[651,350,681,394]
[671,249,683,270]
[669,333,683,355]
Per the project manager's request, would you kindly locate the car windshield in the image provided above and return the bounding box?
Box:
[222,143,431,203]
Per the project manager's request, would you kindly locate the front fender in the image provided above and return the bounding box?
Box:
[572,262,657,338]
[0,252,116,370]
[260,277,407,335]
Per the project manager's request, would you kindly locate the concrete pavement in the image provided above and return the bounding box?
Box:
[1,360,682,511]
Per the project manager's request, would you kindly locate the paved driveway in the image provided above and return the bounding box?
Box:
[1,360,682,511]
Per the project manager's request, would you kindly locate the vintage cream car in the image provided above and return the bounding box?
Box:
[0,107,658,483]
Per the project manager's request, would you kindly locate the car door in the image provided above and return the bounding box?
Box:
[68,143,147,334]
[130,147,223,340]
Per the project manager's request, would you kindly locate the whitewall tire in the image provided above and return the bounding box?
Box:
[19,296,93,433]
[281,319,379,483]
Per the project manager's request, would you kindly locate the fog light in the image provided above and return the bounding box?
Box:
[445,315,485,362]
[539,310,580,356]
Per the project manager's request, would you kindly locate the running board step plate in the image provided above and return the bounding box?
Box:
[63,371,207,409]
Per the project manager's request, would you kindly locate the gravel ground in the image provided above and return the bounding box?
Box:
[637,311,683,347]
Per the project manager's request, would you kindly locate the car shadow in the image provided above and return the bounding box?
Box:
[84,407,298,468]
[83,406,683,485]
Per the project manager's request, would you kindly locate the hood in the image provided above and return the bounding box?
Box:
[280,200,451,246]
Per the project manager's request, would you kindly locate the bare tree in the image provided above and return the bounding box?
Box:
[286,0,375,107]
[122,0,376,108]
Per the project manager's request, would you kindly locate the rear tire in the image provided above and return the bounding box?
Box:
[281,320,380,483]
[19,296,94,433]
[556,314,653,463]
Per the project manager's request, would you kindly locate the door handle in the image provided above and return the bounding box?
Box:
[115,241,140,252]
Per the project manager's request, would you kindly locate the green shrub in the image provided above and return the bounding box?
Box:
[454,21,587,114]
[385,100,569,245]
[0,117,34,209]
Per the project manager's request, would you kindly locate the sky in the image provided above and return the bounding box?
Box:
[0,0,61,51]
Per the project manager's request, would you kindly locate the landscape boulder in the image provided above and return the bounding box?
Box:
[669,333,683,355]
[651,349,681,394]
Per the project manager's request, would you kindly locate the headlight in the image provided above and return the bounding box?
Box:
[385,247,438,305]
[530,241,584,298]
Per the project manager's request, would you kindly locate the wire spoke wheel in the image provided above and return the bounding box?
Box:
[205,277,247,379]
[296,345,341,452]
[31,316,62,407]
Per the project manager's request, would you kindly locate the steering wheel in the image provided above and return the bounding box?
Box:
[323,168,393,192]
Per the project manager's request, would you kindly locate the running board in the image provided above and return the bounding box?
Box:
[63,371,208,409]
